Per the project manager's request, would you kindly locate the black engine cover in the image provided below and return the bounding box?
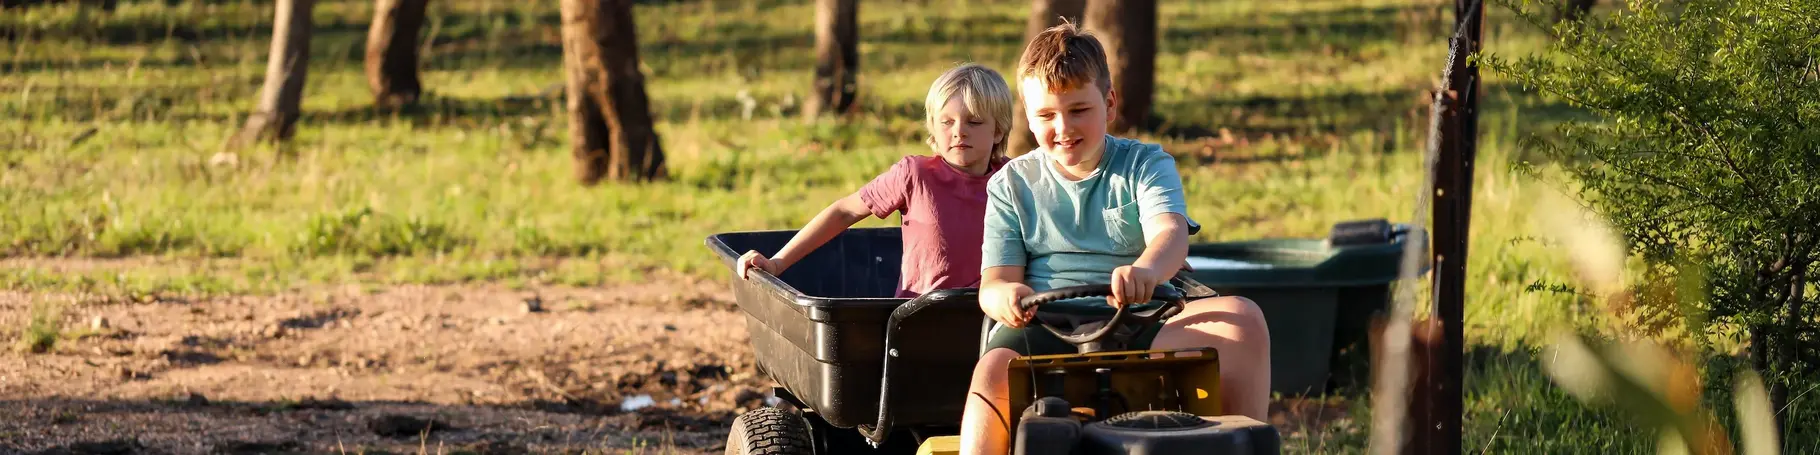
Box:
[1076,412,1281,455]
[1016,397,1083,455]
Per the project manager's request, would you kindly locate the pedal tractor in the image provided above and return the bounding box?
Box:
[912,282,1280,455]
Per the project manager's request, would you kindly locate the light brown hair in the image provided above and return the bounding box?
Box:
[1014,21,1111,97]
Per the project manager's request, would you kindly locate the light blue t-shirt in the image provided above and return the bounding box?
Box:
[981,135,1199,312]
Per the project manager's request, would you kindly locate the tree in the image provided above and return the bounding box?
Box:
[229,0,314,149]
[805,0,858,118]
[1006,0,1085,156]
[1556,0,1598,23]
[1484,0,1820,437]
[365,0,430,108]
[560,0,666,183]
[1085,0,1156,135]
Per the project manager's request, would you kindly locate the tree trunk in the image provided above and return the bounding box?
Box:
[560,0,666,184]
[1368,315,1446,454]
[365,0,429,108]
[229,0,313,149]
[1006,0,1085,156]
[1766,333,1791,443]
[1085,0,1156,135]
[805,0,858,118]
[1770,262,1807,440]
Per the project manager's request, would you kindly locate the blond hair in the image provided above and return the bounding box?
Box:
[924,63,1015,158]
[1015,21,1111,97]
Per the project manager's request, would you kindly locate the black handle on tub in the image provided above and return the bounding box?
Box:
[858,288,979,448]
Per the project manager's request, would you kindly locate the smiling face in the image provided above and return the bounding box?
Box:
[1021,76,1116,166]
[929,93,999,174]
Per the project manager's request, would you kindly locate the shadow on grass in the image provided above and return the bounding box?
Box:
[1154,87,1428,141]
[0,397,733,454]
[302,94,564,127]
[11,79,1586,160]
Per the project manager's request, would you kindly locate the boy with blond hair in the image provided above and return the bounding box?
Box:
[961,23,1273,454]
[737,63,1016,298]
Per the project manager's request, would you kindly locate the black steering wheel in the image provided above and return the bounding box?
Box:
[1016,284,1188,350]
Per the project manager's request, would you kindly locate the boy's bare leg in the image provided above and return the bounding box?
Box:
[961,347,1021,455]
[1150,295,1272,421]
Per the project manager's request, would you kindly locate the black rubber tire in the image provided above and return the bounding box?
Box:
[725,407,815,455]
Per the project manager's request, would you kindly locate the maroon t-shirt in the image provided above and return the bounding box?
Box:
[859,155,1006,298]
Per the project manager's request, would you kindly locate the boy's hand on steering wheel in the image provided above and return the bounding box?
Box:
[736,250,785,280]
[1110,265,1165,309]
[980,282,1035,328]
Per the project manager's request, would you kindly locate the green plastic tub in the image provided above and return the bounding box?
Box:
[1183,221,1428,396]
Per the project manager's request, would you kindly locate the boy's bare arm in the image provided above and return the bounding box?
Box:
[768,191,873,270]
[981,265,1025,287]
[1135,212,1191,274]
[1110,212,1191,307]
[980,266,1034,328]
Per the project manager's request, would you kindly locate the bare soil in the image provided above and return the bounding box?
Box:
[1,277,758,454]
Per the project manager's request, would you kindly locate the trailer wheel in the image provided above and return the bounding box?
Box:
[725,407,815,455]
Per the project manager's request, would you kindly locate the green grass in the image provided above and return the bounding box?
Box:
[3,0,1502,279]
[17,300,63,354]
[3,0,1816,452]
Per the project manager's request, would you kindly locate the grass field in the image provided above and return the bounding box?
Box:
[4,0,1816,452]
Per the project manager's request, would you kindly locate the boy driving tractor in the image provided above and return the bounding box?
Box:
[962,22,1272,455]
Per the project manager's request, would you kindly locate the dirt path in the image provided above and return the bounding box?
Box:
[0,279,760,454]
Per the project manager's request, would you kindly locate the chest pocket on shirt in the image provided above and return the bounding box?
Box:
[1100,201,1144,253]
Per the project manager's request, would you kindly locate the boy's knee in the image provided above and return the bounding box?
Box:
[1223,295,1260,311]
[970,348,1021,387]
[1199,294,1260,312]
[975,348,1021,373]
[1191,296,1269,330]
[1229,296,1269,329]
